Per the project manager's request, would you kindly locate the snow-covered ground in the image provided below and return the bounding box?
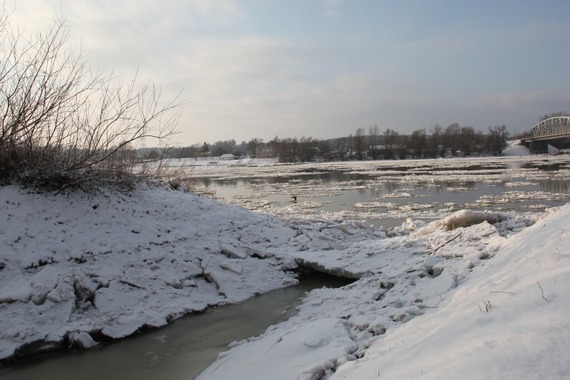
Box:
[0,183,298,359]
[200,206,570,379]
[1,155,570,379]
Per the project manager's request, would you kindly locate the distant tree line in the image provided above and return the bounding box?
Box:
[149,123,511,163]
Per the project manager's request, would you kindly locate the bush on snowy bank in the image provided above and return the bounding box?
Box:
[0,11,180,191]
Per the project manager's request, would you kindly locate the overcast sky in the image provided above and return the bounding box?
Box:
[10,0,570,146]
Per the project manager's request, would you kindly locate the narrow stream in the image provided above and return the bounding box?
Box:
[0,273,350,380]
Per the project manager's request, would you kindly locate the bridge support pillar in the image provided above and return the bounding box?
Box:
[529,140,548,154]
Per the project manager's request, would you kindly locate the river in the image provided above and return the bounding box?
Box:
[184,155,570,227]
[0,274,350,380]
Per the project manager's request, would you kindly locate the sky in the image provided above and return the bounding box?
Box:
[8,0,570,146]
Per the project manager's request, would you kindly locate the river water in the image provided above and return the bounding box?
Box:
[186,156,570,227]
[2,155,570,379]
[0,274,349,380]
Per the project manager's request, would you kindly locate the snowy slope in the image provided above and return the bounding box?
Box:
[0,183,300,359]
[0,183,378,361]
[333,204,570,379]
[1,182,569,379]
[200,206,570,379]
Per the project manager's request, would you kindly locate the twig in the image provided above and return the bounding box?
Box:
[537,281,548,303]
[481,300,492,312]
[432,232,462,254]
[119,279,145,289]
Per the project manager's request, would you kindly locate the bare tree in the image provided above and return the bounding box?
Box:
[443,123,461,155]
[273,137,300,162]
[409,129,427,158]
[333,137,349,161]
[353,127,366,160]
[486,125,509,155]
[368,124,380,159]
[0,11,180,189]
[383,128,398,159]
[247,138,263,157]
[458,126,476,156]
[428,124,443,157]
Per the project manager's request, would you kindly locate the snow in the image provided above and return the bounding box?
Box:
[332,205,570,379]
[502,140,529,156]
[198,206,570,380]
[1,157,570,379]
[0,183,305,359]
[199,318,357,380]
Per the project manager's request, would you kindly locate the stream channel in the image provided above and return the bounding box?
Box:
[0,273,350,379]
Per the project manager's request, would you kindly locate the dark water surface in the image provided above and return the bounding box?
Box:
[0,274,350,380]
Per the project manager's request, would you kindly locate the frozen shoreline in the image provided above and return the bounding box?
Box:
[1,156,570,379]
[199,207,570,379]
[0,183,380,362]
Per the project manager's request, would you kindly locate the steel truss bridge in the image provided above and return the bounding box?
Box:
[521,116,570,153]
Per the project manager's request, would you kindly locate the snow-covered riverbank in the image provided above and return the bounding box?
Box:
[0,183,378,361]
[1,181,569,379]
[201,204,570,379]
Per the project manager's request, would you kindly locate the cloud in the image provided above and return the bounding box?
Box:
[323,0,344,18]
[188,0,243,21]
[7,1,570,143]
[472,90,570,110]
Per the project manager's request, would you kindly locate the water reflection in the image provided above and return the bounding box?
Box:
[188,161,570,228]
[538,179,570,193]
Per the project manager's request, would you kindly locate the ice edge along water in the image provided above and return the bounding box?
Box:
[0,172,569,379]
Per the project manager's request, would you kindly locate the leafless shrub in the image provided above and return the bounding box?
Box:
[0,10,181,190]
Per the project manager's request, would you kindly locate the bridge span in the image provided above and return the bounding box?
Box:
[521,116,570,153]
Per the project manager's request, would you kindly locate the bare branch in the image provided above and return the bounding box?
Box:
[0,10,181,190]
